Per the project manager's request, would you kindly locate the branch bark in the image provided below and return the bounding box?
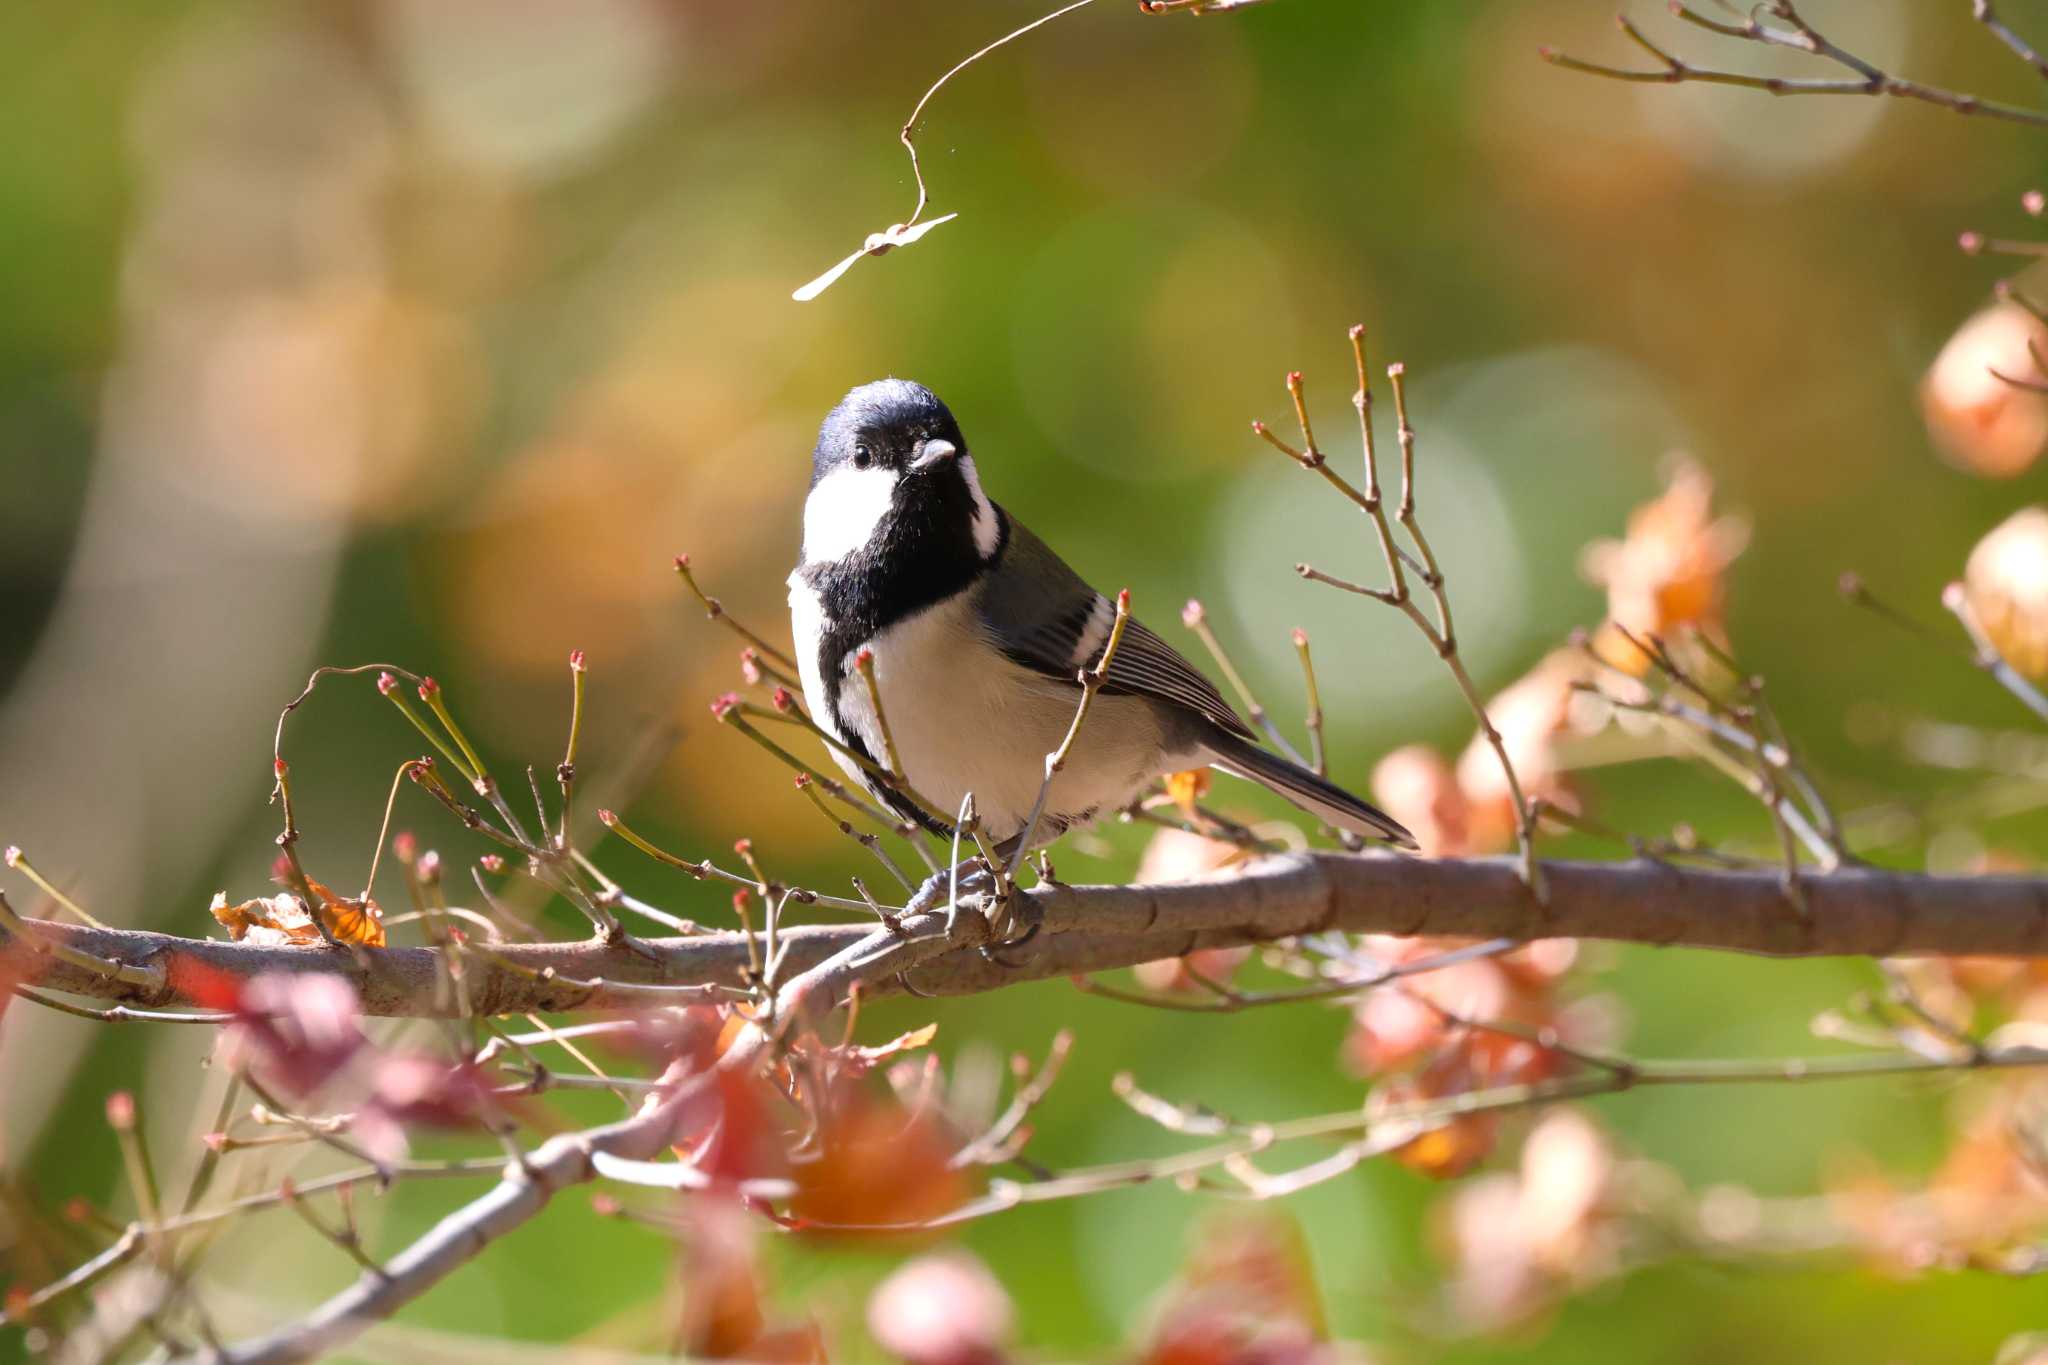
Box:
[14,852,2048,1018]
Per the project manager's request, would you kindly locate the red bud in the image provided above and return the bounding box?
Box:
[105,1092,136,1130]
[479,853,506,873]
[1181,599,1204,628]
[771,687,794,712]
[376,672,399,696]
[417,676,440,700]
[569,649,586,672]
[710,693,739,719]
[596,808,619,827]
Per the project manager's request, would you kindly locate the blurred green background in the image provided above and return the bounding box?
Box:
[6,1,2048,1360]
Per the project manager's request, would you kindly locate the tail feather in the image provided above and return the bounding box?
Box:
[1199,731,1417,850]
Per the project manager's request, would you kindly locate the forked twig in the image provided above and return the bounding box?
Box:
[1271,330,1547,901]
[1542,4,2048,129]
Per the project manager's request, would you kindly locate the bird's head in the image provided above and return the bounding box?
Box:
[803,379,1000,566]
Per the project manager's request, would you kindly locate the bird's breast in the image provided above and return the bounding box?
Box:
[828,592,1169,841]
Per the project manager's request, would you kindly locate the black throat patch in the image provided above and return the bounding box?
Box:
[799,488,1008,827]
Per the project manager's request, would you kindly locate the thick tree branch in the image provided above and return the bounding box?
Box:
[14,853,2048,1019]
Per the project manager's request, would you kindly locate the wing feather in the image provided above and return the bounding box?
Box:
[975,512,1253,740]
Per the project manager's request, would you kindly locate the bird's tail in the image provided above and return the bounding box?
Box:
[1199,730,1417,850]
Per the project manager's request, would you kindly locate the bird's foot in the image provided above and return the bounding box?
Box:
[899,858,1039,963]
[904,858,997,938]
[980,896,1042,968]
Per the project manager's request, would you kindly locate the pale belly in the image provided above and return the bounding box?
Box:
[788,579,1170,842]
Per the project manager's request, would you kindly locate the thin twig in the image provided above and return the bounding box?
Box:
[1944,582,2048,724]
[1973,0,2048,84]
[1281,336,1547,901]
[1291,628,1327,777]
[1180,599,1308,766]
[1007,589,1134,875]
[1541,6,2048,129]
[897,0,1101,229]
[672,555,798,672]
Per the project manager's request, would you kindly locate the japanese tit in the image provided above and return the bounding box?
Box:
[786,378,1416,856]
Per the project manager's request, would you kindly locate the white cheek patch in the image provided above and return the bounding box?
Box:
[958,455,1000,560]
[803,465,900,563]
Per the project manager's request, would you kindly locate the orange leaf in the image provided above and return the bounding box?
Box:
[788,1095,966,1233]
[1374,1038,1502,1180]
[301,875,387,948]
[1165,768,1211,819]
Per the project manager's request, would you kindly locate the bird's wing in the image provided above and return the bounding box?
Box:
[977,511,1255,740]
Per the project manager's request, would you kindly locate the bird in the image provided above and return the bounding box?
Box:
[785,378,1416,871]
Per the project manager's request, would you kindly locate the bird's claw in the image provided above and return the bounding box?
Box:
[901,859,1039,962]
[904,858,996,938]
[979,898,1042,967]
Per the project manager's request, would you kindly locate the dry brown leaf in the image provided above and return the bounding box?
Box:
[210,877,386,949]
[210,891,322,947]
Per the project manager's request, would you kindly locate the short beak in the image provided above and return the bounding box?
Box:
[910,438,958,471]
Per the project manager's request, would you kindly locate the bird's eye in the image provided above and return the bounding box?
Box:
[853,444,872,469]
